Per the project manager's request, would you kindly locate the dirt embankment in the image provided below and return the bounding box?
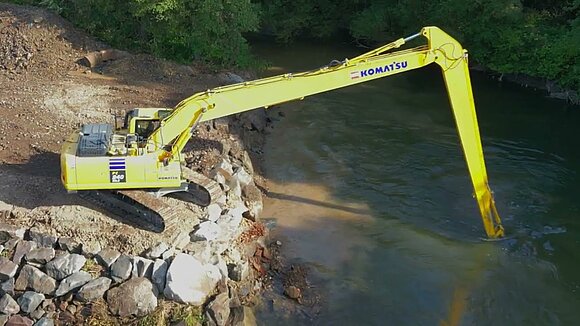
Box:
[0,3,268,254]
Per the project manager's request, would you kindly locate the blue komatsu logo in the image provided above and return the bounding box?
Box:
[350,61,408,79]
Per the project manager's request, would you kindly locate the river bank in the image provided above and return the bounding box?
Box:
[0,3,284,325]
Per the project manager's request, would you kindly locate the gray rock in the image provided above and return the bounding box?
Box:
[232,167,252,187]
[81,242,102,257]
[0,259,17,281]
[193,221,221,241]
[17,292,44,314]
[25,248,55,265]
[172,231,190,250]
[227,178,242,200]
[55,271,92,297]
[6,315,33,326]
[29,308,45,321]
[206,204,222,223]
[131,257,154,278]
[0,224,25,243]
[151,259,168,293]
[227,262,249,282]
[161,247,176,260]
[34,317,54,326]
[11,241,36,265]
[106,277,157,317]
[3,239,18,252]
[211,159,234,180]
[14,266,56,295]
[0,279,14,296]
[76,277,111,302]
[0,294,19,315]
[27,230,56,249]
[164,253,221,304]
[216,206,245,237]
[0,314,8,326]
[110,255,132,283]
[95,249,120,268]
[206,292,230,326]
[144,242,169,260]
[44,253,85,281]
[56,238,80,254]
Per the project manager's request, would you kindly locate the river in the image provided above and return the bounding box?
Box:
[252,40,580,325]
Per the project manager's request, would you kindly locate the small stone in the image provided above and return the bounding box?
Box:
[164,254,221,305]
[17,292,45,314]
[56,238,80,254]
[232,167,252,187]
[3,239,19,252]
[44,253,85,281]
[25,248,55,265]
[12,241,36,265]
[276,241,282,246]
[0,279,14,296]
[206,292,230,326]
[0,259,18,281]
[284,286,301,300]
[206,204,222,222]
[27,229,56,248]
[5,315,33,326]
[227,262,249,282]
[171,231,190,250]
[56,311,74,325]
[81,242,101,257]
[76,277,111,302]
[143,242,169,260]
[33,317,53,326]
[131,257,154,278]
[55,271,91,297]
[14,266,56,295]
[151,259,168,293]
[66,305,76,315]
[0,224,25,243]
[110,255,132,283]
[29,307,45,320]
[106,277,158,317]
[0,293,19,315]
[161,247,176,260]
[95,249,120,268]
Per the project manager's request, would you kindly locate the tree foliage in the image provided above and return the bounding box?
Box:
[10,0,579,91]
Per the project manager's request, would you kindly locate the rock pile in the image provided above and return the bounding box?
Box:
[0,152,268,325]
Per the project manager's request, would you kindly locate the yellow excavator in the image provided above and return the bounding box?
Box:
[60,26,504,238]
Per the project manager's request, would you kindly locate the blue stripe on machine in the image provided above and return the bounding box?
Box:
[109,166,126,170]
[109,162,125,165]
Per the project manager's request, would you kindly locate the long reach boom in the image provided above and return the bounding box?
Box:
[61,26,504,238]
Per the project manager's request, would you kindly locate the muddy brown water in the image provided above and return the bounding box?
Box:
[252,41,580,325]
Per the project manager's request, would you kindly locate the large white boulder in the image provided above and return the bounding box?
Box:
[163,253,220,305]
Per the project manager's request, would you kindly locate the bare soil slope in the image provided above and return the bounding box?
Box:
[0,3,261,254]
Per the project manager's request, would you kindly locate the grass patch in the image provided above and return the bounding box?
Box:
[138,301,203,326]
[82,258,104,278]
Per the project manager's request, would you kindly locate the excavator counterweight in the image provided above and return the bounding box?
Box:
[60,27,504,238]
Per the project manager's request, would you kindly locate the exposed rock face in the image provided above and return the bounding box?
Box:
[0,293,20,315]
[106,277,158,317]
[0,278,14,296]
[14,265,56,295]
[206,204,222,222]
[0,224,25,242]
[44,253,85,281]
[110,255,132,283]
[76,277,111,302]
[193,221,221,241]
[33,317,54,326]
[163,253,221,305]
[55,271,92,297]
[16,291,44,314]
[95,249,120,268]
[0,258,18,281]
[56,238,81,254]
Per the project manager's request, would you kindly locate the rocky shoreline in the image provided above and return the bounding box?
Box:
[0,139,277,325]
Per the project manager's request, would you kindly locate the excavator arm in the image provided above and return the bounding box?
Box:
[148,26,504,238]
